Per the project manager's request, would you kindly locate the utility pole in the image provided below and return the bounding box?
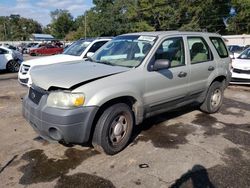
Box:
[84,13,87,40]
[4,22,7,41]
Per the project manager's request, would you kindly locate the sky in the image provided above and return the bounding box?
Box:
[0,0,93,26]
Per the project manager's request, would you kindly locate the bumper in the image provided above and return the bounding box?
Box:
[230,72,250,84]
[18,71,31,87]
[22,94,99,143]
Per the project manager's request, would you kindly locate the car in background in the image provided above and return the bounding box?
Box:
[3,44,18,51]
[0,46,23,72]
[231,47,250,84]
[228,45,249,59]
[29,43,63,56]
[22,43,39,54]
[18,37,111,86]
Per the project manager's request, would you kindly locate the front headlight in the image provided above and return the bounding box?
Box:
[47,92,85,109]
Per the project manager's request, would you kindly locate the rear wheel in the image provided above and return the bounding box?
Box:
[6,60,20,73]
[92,103,134,155]
[200,81,224,113]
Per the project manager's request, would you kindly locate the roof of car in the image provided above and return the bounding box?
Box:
[121,31,221,38]
[78,37,113,42]
[0,46,11,51]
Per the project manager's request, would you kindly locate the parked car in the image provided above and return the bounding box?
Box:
[3,44,18,51]
[227,45,248,59]
[230,47,250,84]
[29,44,63,56]
[0,46,23,72]
[22,43,39,54]
[22,31,231,155]
[18,37,111,86]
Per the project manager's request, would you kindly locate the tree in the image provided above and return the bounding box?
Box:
[50,9,74,39]
[0,15,42,41]
[227,0,250,34]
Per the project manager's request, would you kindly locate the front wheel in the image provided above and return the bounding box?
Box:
[92,103,134,155]
[200,81,224,113]
[6,60,20,72]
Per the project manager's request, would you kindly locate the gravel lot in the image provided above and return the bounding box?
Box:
[0,56,250,187]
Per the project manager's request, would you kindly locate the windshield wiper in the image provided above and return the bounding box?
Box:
[97,60,114,66]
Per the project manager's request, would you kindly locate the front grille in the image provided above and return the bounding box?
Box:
[231,78,250,83]
[21,64,30,75]
[20,78,29,84]
[28,87,46,105]
[233,68,250,74]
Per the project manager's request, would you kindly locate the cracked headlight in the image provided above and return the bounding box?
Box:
[47,92,85,109]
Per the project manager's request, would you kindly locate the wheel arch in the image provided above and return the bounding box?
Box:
[88,95,142,143]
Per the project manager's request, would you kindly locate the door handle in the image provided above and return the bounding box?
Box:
[178,71,187,78]
[208,66,215,71]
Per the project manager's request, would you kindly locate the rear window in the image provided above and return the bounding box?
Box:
[210,37,228,58]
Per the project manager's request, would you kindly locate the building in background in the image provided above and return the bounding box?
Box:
[223,34,250,46]
[30,34,54,41]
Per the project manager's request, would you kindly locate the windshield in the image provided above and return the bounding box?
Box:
[91,35,156,68]
[63,39,91,56]
[238,48,250,59]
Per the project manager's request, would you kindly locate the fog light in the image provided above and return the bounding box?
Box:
[49,127,62,141]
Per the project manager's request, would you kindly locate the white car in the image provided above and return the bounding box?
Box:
[18,38,111,86]
[0,46,23,72]
[231,47,250,84]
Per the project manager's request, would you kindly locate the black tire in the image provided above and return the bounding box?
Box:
[200,81,224,113]
[92,103,134,155]
[6,60,20,73]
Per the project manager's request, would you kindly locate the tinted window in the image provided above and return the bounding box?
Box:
[0,48,8,54]
[210,37,228,58]
[155,37,185,68]
[88,41,108,53]
[188,37,213,64]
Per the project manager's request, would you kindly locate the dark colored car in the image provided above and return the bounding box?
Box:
[29,44,63,56]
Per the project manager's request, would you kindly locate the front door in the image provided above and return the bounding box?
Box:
[144,37,189,113]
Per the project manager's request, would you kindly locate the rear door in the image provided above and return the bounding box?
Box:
[144,36,190,113]
[186,36,216,95]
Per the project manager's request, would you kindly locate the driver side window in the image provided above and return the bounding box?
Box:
[0,49,8,55]
[155,37,185,68]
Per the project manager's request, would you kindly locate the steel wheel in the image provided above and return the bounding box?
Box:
[200,81,224,113]
[210,89,222,109]
[109,114,128,146]
[92,103,134,155]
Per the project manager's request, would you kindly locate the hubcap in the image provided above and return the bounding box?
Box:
[109,115,128,145]
[7,61,19,72]
[211,89,222,108]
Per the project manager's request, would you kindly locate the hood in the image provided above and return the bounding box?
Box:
[23,54,80,66]
[232,58,250,70]
[31,61,130,90]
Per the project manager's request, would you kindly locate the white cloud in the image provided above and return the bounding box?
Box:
[0,0,92,26]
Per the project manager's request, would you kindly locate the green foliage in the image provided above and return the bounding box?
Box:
[227,0,250,34]
[50,9,74,39]
[0,15,42,41]
[1,1,250,41]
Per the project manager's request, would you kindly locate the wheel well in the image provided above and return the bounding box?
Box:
[88,96,137,142]
[211,76,226,88]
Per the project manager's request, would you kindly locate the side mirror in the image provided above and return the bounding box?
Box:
[86,52,94,58]
[151,59,170,71]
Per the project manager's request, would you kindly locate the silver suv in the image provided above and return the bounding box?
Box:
[22,31,231,155]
